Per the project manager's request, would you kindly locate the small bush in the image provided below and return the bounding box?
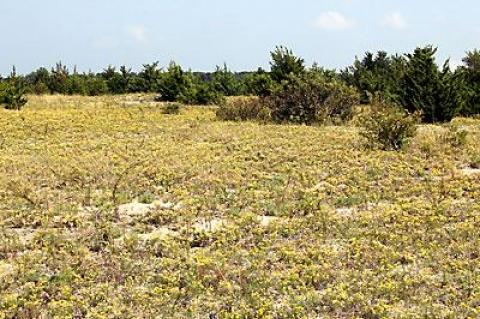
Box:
[157,62,196,103]
[157,62,224,105]
[162,102,181,115]
[359,104,420,151]
[216,97,271,122]
[192,82,224,105]
[0,77,28,110]
[267,73,359,125]
[469,155,480,169]
[442,124,469,148]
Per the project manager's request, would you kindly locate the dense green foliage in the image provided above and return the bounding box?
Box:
[156,62,196,103]
[341,51,406,104]
[459,50,480,116]
[0,69,28,110]
[269,46,306,83]
[2,45,480,120]
[242,68,276,97]
[267,73,359,124]
[401,46,464,123]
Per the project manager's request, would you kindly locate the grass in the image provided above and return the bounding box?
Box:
[1,95,479,318]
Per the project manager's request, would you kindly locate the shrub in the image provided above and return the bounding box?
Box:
[0,73,28,110]
[157,62,223,105]
[162,102,181,115]
[85,76,109,96]
[157,62,196,103]
[359,104,420,151]
[242,69,276,97]
[211,64,242,96]
[442,124,469,148]
[216,97,271,122]
[139,62,162,92]
[192,82,224,105]
[341,51,406,105]
[267,73,359,125]
[66,74,87,95]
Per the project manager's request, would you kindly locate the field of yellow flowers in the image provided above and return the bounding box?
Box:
[1,95,479,318]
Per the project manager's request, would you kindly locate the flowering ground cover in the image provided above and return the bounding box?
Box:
[1,95,479,318]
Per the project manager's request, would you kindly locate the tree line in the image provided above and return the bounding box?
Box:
[1,45,480,122]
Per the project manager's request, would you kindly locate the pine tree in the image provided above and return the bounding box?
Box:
[49,62,69,94]
[342,51,406,104]
[211,64,241,96]
[270,46,305,83]
[0,67,28,110]
[401,46,462,123]
[459,50,480,115]
[157,62,195,102]
[139,62,162,92]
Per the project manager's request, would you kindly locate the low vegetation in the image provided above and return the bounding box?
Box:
[216,96,271,122]
[1,95,479,318]
[359,103,420,151]
[1,44,480,318]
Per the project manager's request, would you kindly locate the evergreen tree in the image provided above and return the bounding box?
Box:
[101,66,128,94]
[211,64,241,96]
[49,62,69,94]
[243,68,275,97]
[139,62,162,92]
[0,67,28,110]
[459,50,480,115]
[119,66,132,93]
[66,73,87,95]
[270,46,305,83]
[85,73,108,96]
[342,51,406,104]
[157,62,195,102]
[25,67,50,94]
[401,46,462,123]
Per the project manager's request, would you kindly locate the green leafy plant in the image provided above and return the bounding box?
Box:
[401,46,464,123]
[459,50,480,116]
[157,62,196,103]
[267,73,359,125]
[242,68,276,97]
[192,81,224,105]
[442,124,469,148]
[162,102,182,115]
[156,62,223,105]
[211,64,242,96]
[0,69,28,110]
[270,46,306,83]
[359,103,420,151]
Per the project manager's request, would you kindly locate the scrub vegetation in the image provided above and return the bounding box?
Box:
[1,46,480,318]
[0,94,479,318]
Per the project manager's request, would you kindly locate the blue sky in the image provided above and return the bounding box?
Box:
[1,0,479,74]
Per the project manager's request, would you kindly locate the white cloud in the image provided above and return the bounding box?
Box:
[313,11,354,30]
[128,25,148,43]
[382,12,408,30]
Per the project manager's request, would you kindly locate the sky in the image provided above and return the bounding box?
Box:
[1,0,479,75]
